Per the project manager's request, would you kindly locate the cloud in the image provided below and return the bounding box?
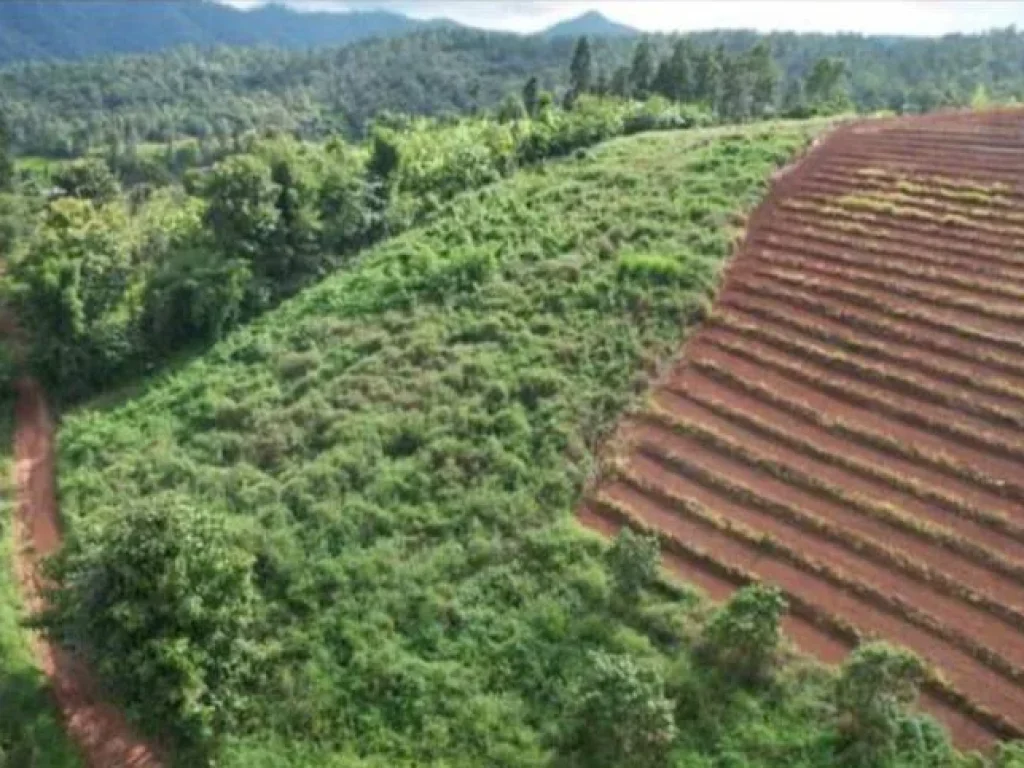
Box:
[219,0,1024,35]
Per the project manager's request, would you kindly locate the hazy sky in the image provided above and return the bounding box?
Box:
[221,1,1024,36]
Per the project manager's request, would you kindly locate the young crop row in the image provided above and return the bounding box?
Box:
[807,174,1019,215]
[827,148,1024,184]
[781,197,1024,249]
[757,268,1024,360]
[589,493,1023,743]
[828,169,1015,206]
[611,460,1024,696]
[754,233,1024,305]
[673,379,1024,549]
[724,295,1024,412]
[712,309,1024,435]
[851,166,1012,196]
[641,399,1024,598]
[699,331,1024,467]
[728,275,1024,384]
[774,201,1024,267]
[758,256,1024,332]
[690,356,1024,511]
[762,216,1024,281]
[828,187,1024,227]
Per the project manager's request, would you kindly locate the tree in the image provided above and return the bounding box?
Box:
[782,78,808,117]
[497,94,527,123]
[746,41,780,116]
[0,114,13,191]
[666,39,695,102]
[610,65,631,98]
[522,75,540,117]
[835,643,927,766]
[805,56,851,113]
[606,528,660,602]
[37,502,267,755]
[569,36,593,97]
[693,46,722,107]
[700,584,786,683]
[53,158,121,204]
[629,37,656,98]
[718,52,750,121]
[652,59,675,101]
[563,651,677,768]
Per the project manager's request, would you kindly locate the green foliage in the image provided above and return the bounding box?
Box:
[569,36,594,97]
[699,584,787,684]
[52,158,121,203]
[835,642,928,767]
[37,502,267,755]
[561,651,676,768]
[606,527,660,601]
[51,124,831,765]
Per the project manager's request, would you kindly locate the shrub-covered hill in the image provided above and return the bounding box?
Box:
[46,120,969,768]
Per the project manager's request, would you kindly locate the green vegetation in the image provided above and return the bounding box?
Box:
[0,96,707,402]
[37,120,985,767]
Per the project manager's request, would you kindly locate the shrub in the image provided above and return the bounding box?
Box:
[561,651,677,768]
[699,584,786,684]
[835,642,927,767]
[36,502,268,755]
[606,527,660,602]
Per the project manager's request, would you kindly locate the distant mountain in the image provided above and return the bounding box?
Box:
[540,11,640,39]
[0,1,443,64]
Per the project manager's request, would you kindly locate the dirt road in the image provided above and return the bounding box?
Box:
[11,376,163,768]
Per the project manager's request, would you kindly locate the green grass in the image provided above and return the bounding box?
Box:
[0,407,81,768]
[49,121,968,767]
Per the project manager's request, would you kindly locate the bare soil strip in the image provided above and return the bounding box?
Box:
[578,111,1024,750]
[10,378,163,768]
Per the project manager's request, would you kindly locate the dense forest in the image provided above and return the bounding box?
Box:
[1,25,1022,157]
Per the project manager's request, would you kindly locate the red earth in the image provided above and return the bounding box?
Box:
[580,109,1024,752]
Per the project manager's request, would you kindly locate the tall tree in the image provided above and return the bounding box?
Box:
[693,46,722,107]
[0,114,12,191]
[805,56,850,111]
[522,76,540,117]
[610,65,630,98]
[667,39,695,102]
[569,36,593,96]
[746,41,780,116]
[629,37,656,98]
[718,52,749,120]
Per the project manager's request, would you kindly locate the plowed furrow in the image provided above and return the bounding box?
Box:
[761,214,1024,280]
[797,180,1024,229]
[599,476,1024,726]
[583,497,1014,750]
[693,333,1024,476]
[709,310,1024,440]
[634,405,1024,625]
[771,204,1024,267]
[823,151,1024,185]
[750,267,1024,358]
[751,236,1024,306]
[786,193,1024,246]
[720,294,1024,414]
[806,170,1021,209]
[657,376,1024,553]
[688,355,1024,514]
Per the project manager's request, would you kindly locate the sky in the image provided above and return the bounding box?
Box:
[219,1,1024,36]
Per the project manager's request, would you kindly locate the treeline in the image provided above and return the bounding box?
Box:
[560,35,848,120]
[4,25,1024,158]
[0,96,705,401]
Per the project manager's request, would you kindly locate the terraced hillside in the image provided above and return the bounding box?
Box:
[582,109,1024,751]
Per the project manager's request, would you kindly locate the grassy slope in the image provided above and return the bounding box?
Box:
[47,120,952,767]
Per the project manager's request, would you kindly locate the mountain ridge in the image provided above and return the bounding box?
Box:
[540,10,641,39]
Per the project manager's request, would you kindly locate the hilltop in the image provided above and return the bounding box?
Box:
[540,11,640,39]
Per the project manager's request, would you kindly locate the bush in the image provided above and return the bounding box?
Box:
[606,527,660,602]
[37,502,268,755]
[699,584,786,684]
[835,642,927,767]
[561,651,676,768]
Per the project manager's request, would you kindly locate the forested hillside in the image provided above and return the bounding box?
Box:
[0,1,434,64]
[2,25,1023,157]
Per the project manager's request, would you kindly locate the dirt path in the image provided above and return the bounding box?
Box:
[10,376,164,768]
